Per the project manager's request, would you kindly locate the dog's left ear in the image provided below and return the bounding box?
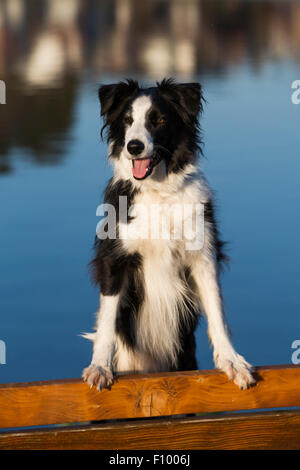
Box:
[177,82,204,118]
[157,79,204,125]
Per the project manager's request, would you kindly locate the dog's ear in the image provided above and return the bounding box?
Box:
[157,79,204,125]
[98,80,139,120]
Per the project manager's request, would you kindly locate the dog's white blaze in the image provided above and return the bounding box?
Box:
[124,95,153,159]
[112,95,155,181]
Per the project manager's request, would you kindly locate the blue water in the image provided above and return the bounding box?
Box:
[0,60,299,383]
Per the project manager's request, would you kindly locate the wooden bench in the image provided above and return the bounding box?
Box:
[0,364,299,449]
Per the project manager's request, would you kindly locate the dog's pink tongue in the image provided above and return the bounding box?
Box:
[132,158,151,179]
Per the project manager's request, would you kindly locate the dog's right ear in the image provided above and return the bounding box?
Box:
[98,80,139,120]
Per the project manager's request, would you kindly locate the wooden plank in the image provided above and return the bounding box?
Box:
[0,365,299,429]
[1,410,300,450]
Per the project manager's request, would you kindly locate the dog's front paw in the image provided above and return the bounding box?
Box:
[82,364,114,391]
[214,352,256,390]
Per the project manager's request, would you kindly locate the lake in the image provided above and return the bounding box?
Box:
[0,0,299,383]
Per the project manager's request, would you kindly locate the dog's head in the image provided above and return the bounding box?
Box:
[99,79,204,182]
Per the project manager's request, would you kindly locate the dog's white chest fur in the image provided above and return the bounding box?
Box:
[119,171,209,253]
[118,173,209,367]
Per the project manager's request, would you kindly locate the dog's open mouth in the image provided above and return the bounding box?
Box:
[132,156,160,180]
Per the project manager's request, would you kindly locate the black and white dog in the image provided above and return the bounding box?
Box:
[82,79,255,390]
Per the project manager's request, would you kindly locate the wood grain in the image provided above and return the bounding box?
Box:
[1,410,300,450]
[0,365,299,429]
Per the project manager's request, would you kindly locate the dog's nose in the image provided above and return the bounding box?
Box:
[127,140,145,156]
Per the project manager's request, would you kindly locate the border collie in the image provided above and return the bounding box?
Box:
[82,79,255,390]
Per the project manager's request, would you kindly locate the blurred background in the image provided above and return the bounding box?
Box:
[0,0,299,383]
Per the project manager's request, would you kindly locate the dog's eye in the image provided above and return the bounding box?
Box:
[124,116,133,125]
[151,117,166,126]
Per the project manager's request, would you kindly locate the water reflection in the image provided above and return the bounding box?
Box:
[0,0,300,173]
[0,76,77,172]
